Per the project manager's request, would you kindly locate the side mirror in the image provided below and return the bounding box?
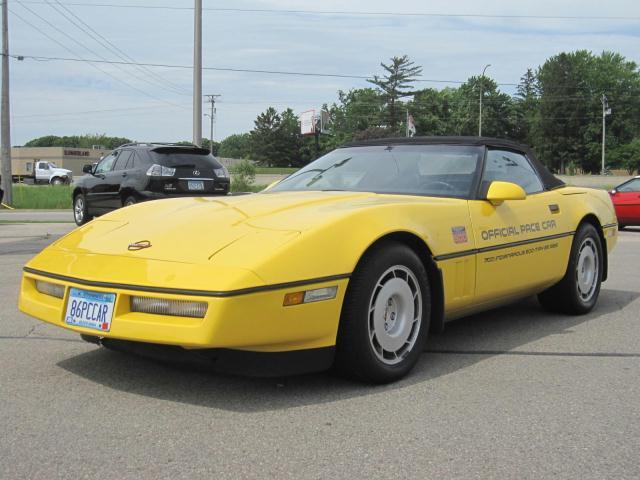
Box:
[486,181,526,206]
[609,189,617,195]
[82,164,94,174]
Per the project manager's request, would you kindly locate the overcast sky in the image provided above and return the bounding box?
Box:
[7,0,640,145]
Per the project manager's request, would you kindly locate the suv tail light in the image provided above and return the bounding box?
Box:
[214,167,229,178]
[146,164,176,177]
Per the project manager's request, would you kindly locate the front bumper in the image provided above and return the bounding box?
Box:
[19,270,348,353]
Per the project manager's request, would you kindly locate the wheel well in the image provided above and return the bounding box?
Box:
[578,214,608,282]
[119,189,138,204]
[72,187,82,199]
[355,232,445,334]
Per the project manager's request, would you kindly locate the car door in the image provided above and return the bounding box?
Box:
[468,148,574,305]
[612,178,640,225]
[104,150,132,209]
[86,152,118,212]
[35,161,50,183]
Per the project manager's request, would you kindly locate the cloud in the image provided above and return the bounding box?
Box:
[8,0,640,144]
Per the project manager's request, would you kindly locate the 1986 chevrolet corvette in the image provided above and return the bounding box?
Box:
[19,137,618,383]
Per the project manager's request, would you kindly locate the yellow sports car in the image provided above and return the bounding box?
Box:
[19,137,618,383]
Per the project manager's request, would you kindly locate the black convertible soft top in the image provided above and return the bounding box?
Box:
[341,136,565,191]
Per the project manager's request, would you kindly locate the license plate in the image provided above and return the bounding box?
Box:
[64,288,116,332]
[188,180,204,191]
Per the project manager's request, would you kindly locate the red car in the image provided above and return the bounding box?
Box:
[610,176,640,229]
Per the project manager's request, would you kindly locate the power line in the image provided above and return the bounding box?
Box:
[47,0,189,96]
[13,103,189,118]
[10,53,519,86]
[15,1,640,21]
[9,5,187,108]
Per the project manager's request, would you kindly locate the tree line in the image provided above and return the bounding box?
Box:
[231,50,640,174]
[22,49,640,174]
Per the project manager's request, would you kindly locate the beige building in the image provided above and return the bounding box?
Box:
[11,146,111,178]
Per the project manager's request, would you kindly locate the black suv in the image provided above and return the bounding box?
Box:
[72,143,230,225]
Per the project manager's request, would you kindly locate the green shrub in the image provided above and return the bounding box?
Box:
[230,160,256,192]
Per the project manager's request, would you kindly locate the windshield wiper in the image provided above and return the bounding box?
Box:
[306,157,352,187]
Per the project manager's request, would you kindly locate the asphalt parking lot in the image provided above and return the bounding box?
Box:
[1,222,639,479]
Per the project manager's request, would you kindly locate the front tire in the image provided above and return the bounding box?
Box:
[73,193,89,226]
[335,242,431,384]
[538,223,603,314]
[51,177,64,186]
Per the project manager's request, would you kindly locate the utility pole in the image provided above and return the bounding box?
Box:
[478,64,491,137]
[204,94,220,152]
[1,0,13,205]
[192,0,202,146]
[601,94,611,175]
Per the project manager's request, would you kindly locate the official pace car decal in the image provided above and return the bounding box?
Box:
[480,219,557,241]
[451,226,468,244]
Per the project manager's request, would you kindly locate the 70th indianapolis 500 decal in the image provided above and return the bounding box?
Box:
[484,242,559,263]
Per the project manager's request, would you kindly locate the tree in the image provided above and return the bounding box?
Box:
[513,68,540,146]
[329,89,384,139]
[408,87,460,136]
[218,133,251,159]
[446,76,516,138]
[200,138,220,156]
[368,55,422,131]
[610,138,640,175]
[249,107,304,167]
[24,134,132,149]
[250,107,281,166]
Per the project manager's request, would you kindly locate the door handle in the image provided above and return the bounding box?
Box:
[121,172,127,177]
[548,204,560,214]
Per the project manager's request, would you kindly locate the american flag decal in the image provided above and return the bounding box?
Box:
[451,226,468,244]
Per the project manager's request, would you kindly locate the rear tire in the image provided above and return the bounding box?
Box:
[334,242,430,384]
[73,193,89,226]
[538,223,603,315]
[618,224,626,231]
[123,195,137,207]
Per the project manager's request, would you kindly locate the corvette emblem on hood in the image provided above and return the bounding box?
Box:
[128,240,152,251]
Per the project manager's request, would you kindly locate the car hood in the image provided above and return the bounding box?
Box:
[27,190,463,291]
[51,191,377,265]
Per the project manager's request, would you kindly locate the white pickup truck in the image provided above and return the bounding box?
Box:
[1,160,73,185]
[31,161,73,185]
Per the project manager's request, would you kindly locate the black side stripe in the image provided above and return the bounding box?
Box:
[23,267,351,298]
[434,231,576,262]
[602,223,618,229]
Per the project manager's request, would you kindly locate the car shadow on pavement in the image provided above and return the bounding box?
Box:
[57,288,639,413]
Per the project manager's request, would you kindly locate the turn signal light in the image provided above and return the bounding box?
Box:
[35,280,65,299]
[283,286,337,307]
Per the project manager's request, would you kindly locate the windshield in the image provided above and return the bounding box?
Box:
[270,145,483,198]
[48,162,57,168]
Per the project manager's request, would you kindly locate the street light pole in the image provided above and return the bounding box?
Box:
[192,0,202,146]
[1,0,13,205]
[478,64,491,137]
[204,94,220,152]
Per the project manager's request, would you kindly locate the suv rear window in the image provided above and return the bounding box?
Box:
[149,147,223,169]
